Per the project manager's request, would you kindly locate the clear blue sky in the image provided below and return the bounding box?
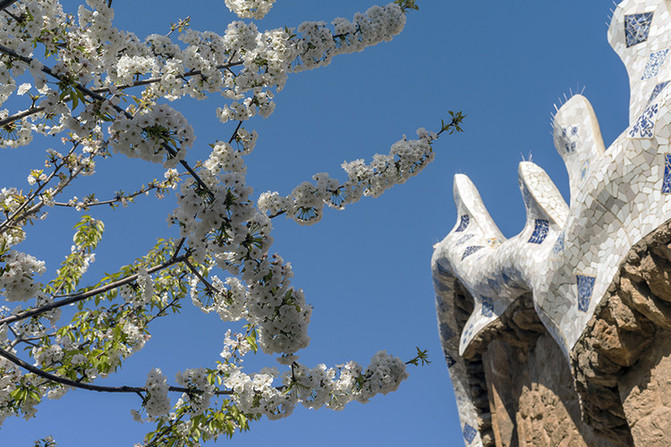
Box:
[1,1,628,446]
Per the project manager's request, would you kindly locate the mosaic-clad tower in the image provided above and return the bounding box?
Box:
[433,1,671,445]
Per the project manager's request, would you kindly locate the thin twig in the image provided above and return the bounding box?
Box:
[0,142,80,233]
[183,258,219,295]
[0,254,188,326]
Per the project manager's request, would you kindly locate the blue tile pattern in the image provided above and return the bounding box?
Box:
[462,322,475,342]
[481,296,494,317]
[439,322,456,340]
[463,423,477,444]
[630,103,659,138]
[663,154,671,194]
[456,233,475,245]
[528,219,550,244]
[455,214,470,232]
[552,232,565,256]
[561,126,579,153]
[642,49,669,80]
[580,160,590,182]
[445,354,456,368]
[577,275,596,312]
[625,13,654,48]
[462,245,483,260]
[649,81,670,104]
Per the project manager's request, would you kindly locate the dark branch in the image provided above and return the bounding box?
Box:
[0,346,233,396]
[0,254,188,326]
[0,0,20,13]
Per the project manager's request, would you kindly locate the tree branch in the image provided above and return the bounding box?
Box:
[0,254,188,326]
[0,346,233,395]
[0,0,20,13]
[0,43,215,201]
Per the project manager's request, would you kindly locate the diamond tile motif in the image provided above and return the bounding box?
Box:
[445,353,456,368]
[462,245,483,260]
[630,103,659,138]
[625,12,654,48]
[528,219,550,244]
[663,154,671,194]
[649,81,670,103]
[642,49,669,80]
[463,423,477,444]
[455,214,470,232]
[552,232,565,256]
[481,296,494,317]
[577,275,596,312]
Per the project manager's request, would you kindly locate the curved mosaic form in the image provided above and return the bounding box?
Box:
[432,1,671,445]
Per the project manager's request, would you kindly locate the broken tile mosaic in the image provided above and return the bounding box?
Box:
[455,214,470,232]
[642,48,669,80]
[577,275,596,312]
[529,219,550,244]
[625,12,653,47]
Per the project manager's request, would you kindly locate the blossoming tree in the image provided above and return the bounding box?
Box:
[0,0,463,444]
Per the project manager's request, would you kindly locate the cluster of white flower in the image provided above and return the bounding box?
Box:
[225,0,276,20]
[0,250,46,302]
[218,350,407,421]
[46,385,69,400]
[135,267,154,308]
[109,104,194,168]
[293,4,406,71]
[121,320,150,353]
[192,276,248,322]
[258,129,436,225]
[244,255,311,355]
[219,329,253,362]
[0,355,25,424]
[175,368,214,415]
[0,0,433,440]
[0,113,33,148]
[32,344,63,368]
[145,368,170,419]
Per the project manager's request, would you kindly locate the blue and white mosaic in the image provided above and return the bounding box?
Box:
[481,296,494,317]
[432,2,671,445]
[456,233,475,245]
[560,126,579,153]
[455,215,470,232]
[576,275,596,312]
[630,103,659,138]
[463,424,477,444]
[649,81,670,103]
[642,48,669,79]
[663,154,671,193]
[624,12,653,47]
[552,232,565,256]
[462,245,483,260]
[528,219,550,244]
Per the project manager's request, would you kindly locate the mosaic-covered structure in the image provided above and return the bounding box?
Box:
[432,1,671,445]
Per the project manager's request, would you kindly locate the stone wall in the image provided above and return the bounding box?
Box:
[571,221,671,446]
[461,293,612,446]
[449,220,671,446]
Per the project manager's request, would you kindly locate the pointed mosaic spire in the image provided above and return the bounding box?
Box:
[552,95,606,208]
